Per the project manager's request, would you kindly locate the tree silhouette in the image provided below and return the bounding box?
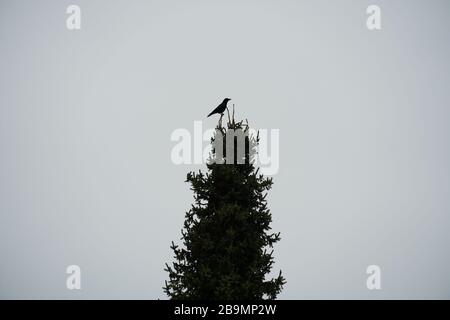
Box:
[164,108,285,300]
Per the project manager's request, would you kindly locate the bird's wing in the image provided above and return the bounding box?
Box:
[207,105,220,117]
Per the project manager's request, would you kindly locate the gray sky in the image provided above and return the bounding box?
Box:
[1,0,450,299]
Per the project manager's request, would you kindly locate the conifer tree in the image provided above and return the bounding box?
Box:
[164,108,285,300]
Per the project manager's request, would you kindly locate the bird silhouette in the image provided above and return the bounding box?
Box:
[207,98,231,117]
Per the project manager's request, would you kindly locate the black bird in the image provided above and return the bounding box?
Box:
[207,98,231,117]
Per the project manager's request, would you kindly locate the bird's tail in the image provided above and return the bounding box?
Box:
[207,111,214,117]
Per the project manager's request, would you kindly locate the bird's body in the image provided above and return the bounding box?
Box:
[207,98,231,117]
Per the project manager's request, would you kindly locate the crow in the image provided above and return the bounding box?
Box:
[207,98,231,117]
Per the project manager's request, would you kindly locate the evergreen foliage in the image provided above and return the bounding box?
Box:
[164,109,285,300]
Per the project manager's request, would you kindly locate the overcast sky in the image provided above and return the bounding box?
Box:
[1,0,450,299]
